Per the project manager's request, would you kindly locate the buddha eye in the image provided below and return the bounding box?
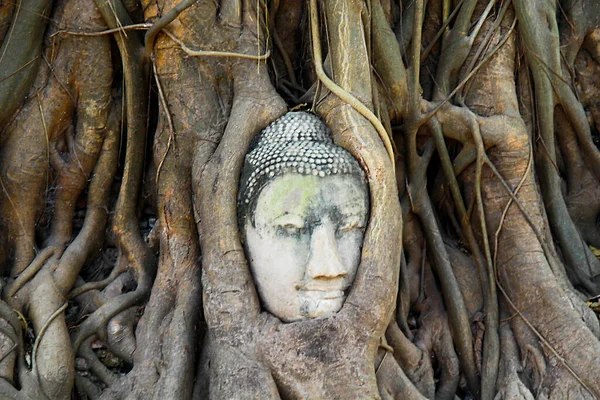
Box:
[272,214,306,237]
[276,222,306,237]
[337,218,365,234]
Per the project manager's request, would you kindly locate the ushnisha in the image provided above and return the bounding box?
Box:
[238,111,365,209]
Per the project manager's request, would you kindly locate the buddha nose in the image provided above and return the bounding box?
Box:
[306,220,346,279]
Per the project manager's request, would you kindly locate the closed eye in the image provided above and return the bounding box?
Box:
[338,219,365,233]
[274,213,306,236]
[277,223,306,236]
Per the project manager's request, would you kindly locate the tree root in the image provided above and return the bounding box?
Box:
[497,281,596,398]
[386,322,434,398]
[309,0,395,170]
[144,0,197,57]
[494,321,534,400]
[514,0,600,294]
[72,285,150,354]
[78,337,118,386]
[163,29,271,60]
[5,247,54,298]
[375,346,428,400]
[0,0,53,128]
[31,302,67,378]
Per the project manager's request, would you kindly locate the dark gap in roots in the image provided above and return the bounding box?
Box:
[141,67,159,226]
[592,122,600,149]
[37,172,59,247]
[79,247,118,284]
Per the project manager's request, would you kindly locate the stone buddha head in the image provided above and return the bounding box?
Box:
[238,112,370,322]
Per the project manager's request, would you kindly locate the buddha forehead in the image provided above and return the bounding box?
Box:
[253,173,369,228]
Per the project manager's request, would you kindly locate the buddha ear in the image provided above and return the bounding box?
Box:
[238,216,250,245]
[238,221,246,245]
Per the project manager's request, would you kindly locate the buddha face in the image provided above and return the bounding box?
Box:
[243,173,369,322]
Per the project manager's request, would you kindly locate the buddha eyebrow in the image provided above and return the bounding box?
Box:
[329,205,364,219]
[267,212,304,224]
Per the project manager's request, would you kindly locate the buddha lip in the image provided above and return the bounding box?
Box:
[301,289,345,299]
